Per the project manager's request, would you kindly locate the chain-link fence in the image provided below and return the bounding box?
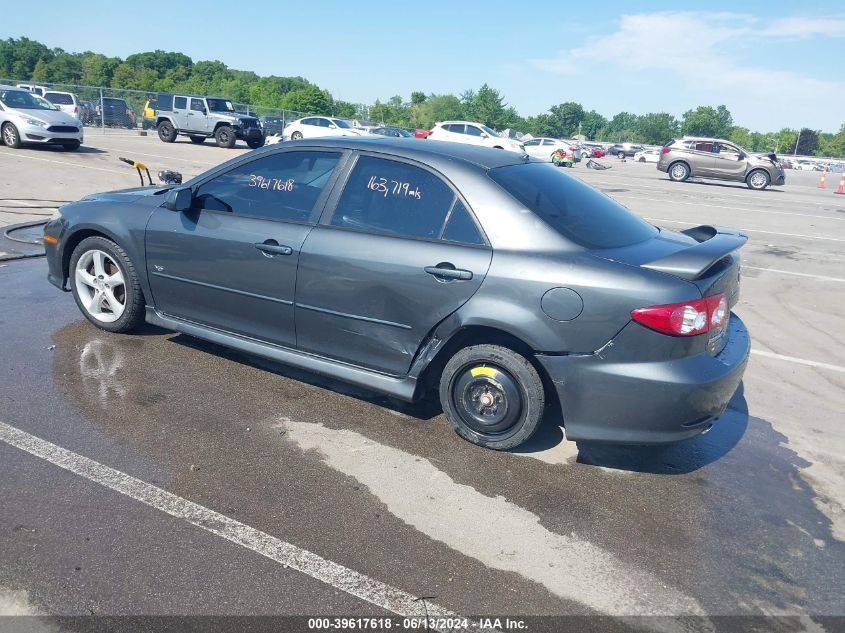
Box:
[0,77,314,133]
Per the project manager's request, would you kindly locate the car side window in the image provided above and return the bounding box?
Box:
[445,124,464,134]
[465,126,483,137]
[193,151,342,223]
[316,118,331,128]
[694,141,714,152]
[523,139,541,147]
[174,96,187,109]
[330,156,455,240]
[442,201,485,245]
[302,118,316,126]
[190,98,204,111]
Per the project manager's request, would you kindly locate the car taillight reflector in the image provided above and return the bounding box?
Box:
[661,147,671,154]
[631,293,727,336]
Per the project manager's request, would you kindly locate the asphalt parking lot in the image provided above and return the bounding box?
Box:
[1,133,844,631]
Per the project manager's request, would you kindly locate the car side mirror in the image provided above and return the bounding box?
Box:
[163,187,193,212]
[738,152,746,160]
[329,124,337,129]
[201,109,207,115]
[480,132,488,138]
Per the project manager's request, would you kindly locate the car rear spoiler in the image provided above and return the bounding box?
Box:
[642,225,747,280]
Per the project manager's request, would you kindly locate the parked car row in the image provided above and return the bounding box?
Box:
[0,84,84,150]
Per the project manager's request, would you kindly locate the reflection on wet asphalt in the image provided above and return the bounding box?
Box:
[1,259,843,622]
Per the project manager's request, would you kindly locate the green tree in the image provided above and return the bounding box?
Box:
[729,126,753,149]
[410,91,426,106]
[412,94,465,129]
[47,52,83,83]
[110,63,136,89]
[547,101,585,137]
[681,105,733,138]
[787,128,819,156]
[636,112,679,145]
[280,84,331,115]
[602,111,641,142]
[31,58,49,82]
[465,84,509,129]
[579,110,607,140]
[81,54,120,86]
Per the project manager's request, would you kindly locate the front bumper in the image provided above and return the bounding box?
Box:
[19,121,83,145]
[536,314,750,444]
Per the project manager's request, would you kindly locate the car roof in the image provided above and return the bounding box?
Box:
[680,136,734,144]
[255,137,528,170]
[438,120,490,126]
[0,84,26,91]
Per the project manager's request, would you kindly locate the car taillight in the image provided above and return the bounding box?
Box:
[661,147,671,154]
[631,293,727,336]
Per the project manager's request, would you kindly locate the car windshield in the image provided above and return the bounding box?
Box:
[489,162,658,249]
[0,90,55,110]
[480,125,500,137]
[207,99,235,112]
[331,119,352,129]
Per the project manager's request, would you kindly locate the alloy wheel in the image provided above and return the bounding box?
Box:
[74,249,127,323]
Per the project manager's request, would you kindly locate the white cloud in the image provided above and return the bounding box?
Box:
[763,17,845,38]
[528,12,845,130]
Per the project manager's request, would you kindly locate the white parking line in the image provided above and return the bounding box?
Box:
[645,217,845,243]
[750,350,845,373]
[743,265,845,283]
[0,150,126,175]
[617,193,843,222]
[0,420,479,631]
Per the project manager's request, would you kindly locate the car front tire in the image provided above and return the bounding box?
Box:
[617,151,625,159]
[215,125,236,148]
[69,236,146,334]
[746,169,770,190]
[2,123,22,149]
[291,131,303,140]
[668,161,691,182]
[439,344,545,450]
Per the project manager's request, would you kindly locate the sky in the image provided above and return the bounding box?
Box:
[3,1,844,132]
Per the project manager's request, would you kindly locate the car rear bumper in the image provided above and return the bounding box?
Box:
[536,313,750,444]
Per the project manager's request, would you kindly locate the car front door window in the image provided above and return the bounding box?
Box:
[194,151,343,223]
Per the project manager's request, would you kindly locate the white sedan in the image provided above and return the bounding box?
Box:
[427,121,524,153]
[633,149,661,163]
[522,138,578,162]
[282,116,363,140]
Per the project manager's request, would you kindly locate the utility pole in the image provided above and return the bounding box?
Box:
[793,129,801,157]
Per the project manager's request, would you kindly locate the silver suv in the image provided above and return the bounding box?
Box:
[658,137,785,190]
[155,94,264,149]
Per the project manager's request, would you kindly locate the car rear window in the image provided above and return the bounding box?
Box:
[45,92,73,105]
[488,162,658,249]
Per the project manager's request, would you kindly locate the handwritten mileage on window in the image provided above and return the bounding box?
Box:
[248,175,295,191]
[367,176,422,200]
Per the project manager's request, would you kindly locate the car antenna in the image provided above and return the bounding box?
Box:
[119,157,153,186]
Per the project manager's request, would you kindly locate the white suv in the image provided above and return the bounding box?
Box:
[43,90,81,119]
[427,121,523,153]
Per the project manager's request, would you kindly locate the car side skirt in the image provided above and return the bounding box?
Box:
[145,307,419,402]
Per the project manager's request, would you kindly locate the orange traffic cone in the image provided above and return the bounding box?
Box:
[836,171,845,195]
[818,169,828,188]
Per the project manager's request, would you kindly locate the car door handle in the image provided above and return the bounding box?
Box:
[424,265,473,281]
[255,242,293,256]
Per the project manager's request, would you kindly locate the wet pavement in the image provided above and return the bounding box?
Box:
[2,258,844,630]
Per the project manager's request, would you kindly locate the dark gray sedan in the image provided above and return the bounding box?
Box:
[44,138,749,450]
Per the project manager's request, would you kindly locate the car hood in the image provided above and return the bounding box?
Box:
[81,186,171,202]
[14,109,80,126]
